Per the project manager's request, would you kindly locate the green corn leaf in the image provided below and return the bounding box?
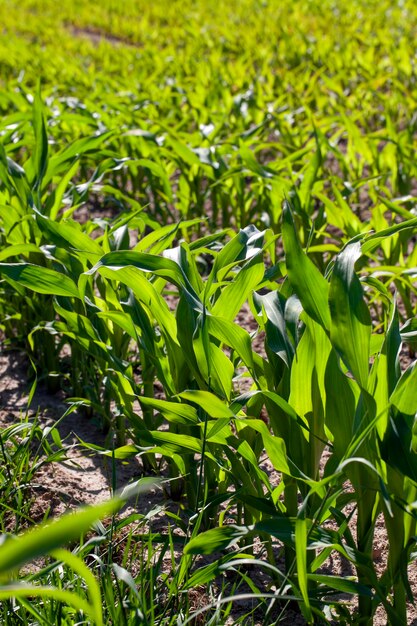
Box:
[297,143,321,213]
[289,317,330,426]
[46,159,79,220]
[206,418,232,442]
[44,131,114,184]
[211,253,265,321]
[329,241,371,389]
[193,317,234,400]
[253,291,294,367]
[111,563,141,602]
[184,525,250,555]
[178,390,236,418]
[380,413,417,483]
[32,86,49,193]
[183,554,250,589]
[207,225,264,291]
[85,266,179,340]
[0,243,42,261]
[168,137,202,167]
[235,494,277,516]
[147,430,202,453]
[35,210,103,257]
[295,518,312,622]
[254,517,295,545]
[369,304,401,438]
[85,250,201,308]
[390,362,417,415]
[135,158,173,201]
[206,315,256,374]
[400,318,417,345]
[308,574,373,597]
[282,200,331,331]
[0,263,80,298]
[325,350,360,459]
[243,419,290,474]
[362,216,417,254]
[256,517,340,549]
[0,146,33,208]
[139,396,199,424]
[96,310,139,343]
[236,440,271,487]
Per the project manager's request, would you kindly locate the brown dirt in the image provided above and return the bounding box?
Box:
[0,349,150,519]
[69,25,141,48]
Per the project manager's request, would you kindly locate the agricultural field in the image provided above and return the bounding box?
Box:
[1,0,417,623]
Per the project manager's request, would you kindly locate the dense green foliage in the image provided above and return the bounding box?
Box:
[1,1,417,624]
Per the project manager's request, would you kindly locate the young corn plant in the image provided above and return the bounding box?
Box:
[184,203,417,623]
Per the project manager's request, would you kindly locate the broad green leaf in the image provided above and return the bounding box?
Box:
[381,413,417,482]
[369,304,401,438]
[362,216,417,254]
[31,87,48,192]
[329,241,371,388]
[235,494,277,516]
[184,554,249,589]
[390,362,417,415]
[282,201,331,331]
[35,211,103,257]
[295,518,312,622]
[207,225,264,291]
[136,221,200,255]
[308,574,373,597]
[193,318,234,400]
[211,253,265,321]
[85,266,178,340]
[0,263,80,298]
[139,397,198,424]
[85,250,201,309]
[96,310,139,343]
[47,159,79,220]
[0,146,33,208]
[44,131,114,184]
[289,317,330,425]
[135,158,173,201]
[297,144,321,213]
[325,350,360,458]
[237,440,271,487]
[148,430,202,453]
[184,525,250,555]
[206,315,255,374]
[256,517,340,548]
[0,243,42,261]
[253,291,294,367]
[168,137,201,167]
[178,390,236,418]
[244,419,290,474]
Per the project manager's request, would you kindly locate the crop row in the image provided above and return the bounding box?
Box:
[1,1,417,623]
